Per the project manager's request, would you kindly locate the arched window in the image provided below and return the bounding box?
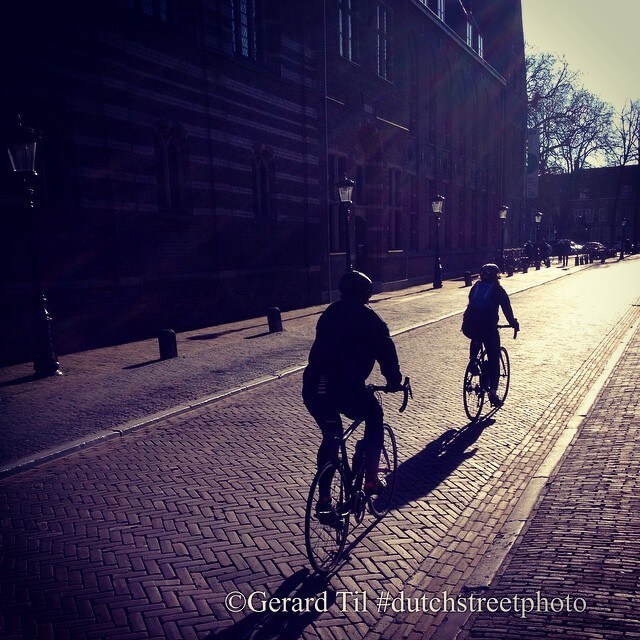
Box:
[252,146,274,220]
[155,122,188,212]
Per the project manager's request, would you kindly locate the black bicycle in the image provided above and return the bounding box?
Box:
[463,325,517,421]
[304,377,412,574]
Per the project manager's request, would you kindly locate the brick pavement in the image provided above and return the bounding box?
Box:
[1,256,639,640]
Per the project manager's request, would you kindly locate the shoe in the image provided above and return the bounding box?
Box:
[315,498,334,516]
[364,477,387,496]
[488,392,503,408]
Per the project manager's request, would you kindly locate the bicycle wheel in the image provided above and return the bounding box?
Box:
[368,424,398,518]
[463,357,485,421]
[304,462,350,574]
[494,347,510,405]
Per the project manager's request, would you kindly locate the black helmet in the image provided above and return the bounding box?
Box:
[479,263,500,283]
[339,270,373,302]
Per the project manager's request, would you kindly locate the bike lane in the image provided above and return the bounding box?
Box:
[1,259,639,639]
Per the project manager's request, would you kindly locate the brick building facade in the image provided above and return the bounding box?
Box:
[1,0,526,365]
[538,166,640,248]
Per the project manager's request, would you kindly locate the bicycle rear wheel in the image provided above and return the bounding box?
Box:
[463,357,485,421]
[304,462,350,574]
[495,347,510,405]
[368,424,398,518]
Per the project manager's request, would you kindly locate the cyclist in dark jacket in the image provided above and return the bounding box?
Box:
[303,270,403,507]
[462,264,519,407]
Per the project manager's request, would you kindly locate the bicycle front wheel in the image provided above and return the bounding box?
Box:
[304,462,350,574]
[495,347,510,405]
[463,357,484,421]
[368,424,398,518]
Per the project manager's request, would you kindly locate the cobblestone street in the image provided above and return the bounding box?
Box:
[1,258,639,639]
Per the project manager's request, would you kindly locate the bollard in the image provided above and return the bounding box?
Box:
[158,329,178,360]
[574,255,579,266]
[523,262,528,273]
[507,264,514,277]
[600,255,606,264]
[464,271,472,287]
[267,306,283,333]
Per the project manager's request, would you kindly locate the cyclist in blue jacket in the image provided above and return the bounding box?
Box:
[302,270,403,511]
[462,264,519,407]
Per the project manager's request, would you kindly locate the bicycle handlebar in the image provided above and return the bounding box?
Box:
[368,376,413,413]
[497,324,519,339]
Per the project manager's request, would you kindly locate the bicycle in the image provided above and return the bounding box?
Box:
[463,325,517,421]
[304,377,412,574]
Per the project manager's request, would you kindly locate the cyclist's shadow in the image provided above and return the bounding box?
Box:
[206,568,334,640]
[392,417,494,511]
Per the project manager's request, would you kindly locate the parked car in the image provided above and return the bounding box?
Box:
[552,239,583,256]
[583,241,608,259]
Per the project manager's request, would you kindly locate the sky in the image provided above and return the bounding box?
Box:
[520,0,640,113]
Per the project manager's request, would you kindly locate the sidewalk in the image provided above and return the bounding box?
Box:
[454,311,640,639]
[0,257,606,476]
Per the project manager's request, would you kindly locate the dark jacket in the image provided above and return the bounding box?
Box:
[302,300,401,401]
[462,281,516,339]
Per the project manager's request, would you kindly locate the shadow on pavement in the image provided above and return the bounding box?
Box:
[207,568,333,640]
[392,417,494,511]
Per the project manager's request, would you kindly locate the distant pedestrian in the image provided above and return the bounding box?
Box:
[540,241,551,268]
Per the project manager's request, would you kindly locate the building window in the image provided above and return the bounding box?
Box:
[466,22,473,48]
[477,34,483,58]
[426,0,444,20]
[388,168,402,250]
[409,175,419,251]
[252,146,274,220]
[377,4,391,80]
[329,154,347,253]
[126,0,169,21]
[156,123,187,211]
[231,0,260,60]
[338,0,358,62]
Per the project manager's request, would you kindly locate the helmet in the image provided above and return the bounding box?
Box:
[479,263,500,283]
[339,270,373,302]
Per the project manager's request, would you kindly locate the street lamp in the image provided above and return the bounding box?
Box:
[534,211,543,269]
[498,205,508,272]
[336,173,355,272]
[620,218,627,260]
[431,194,445,289]
[4,114,61,376]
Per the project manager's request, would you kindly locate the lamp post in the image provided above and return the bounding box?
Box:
[336,173,355,272]
[431,194,445,289]
[5,114,61,376]
[620,218,627,260]
[534,211,543,269]
[498,205,508,272]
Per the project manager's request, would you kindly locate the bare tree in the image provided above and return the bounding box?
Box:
[606,99,640,166]
[526,47,613,174]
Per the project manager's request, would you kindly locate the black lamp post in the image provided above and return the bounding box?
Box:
[336,173,355,272]
[431,194,445,289]
[5,115,61,376]
[498,205,508,272]
[620,218,627,260]
[534,211,543,269]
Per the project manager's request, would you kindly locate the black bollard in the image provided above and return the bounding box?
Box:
[267,307,283,333]
[158,329,178,360]
[507,264,514,277]
[574,255,579,266]
[464,271,472,287]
